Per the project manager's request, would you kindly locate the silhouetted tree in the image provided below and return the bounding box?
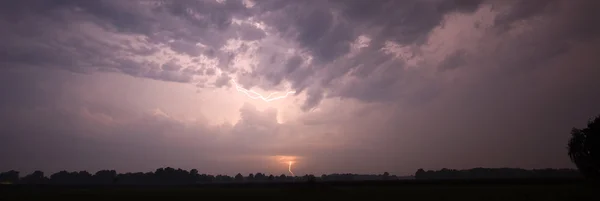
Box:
[254,172,266,181]
[215,174,232,182]
[189,169,199,183]
[278,174,286,181]
[50,171,83,184]
[568,115,600,180]
[234,173,244,181]
[198,174,213,182]
[76,171,93,184]
[93,170,117,184]
[415,169,426,179]
[21,171,47,184]
[303,174,316,183]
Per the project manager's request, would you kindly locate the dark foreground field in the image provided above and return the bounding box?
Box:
[1,179,596,201]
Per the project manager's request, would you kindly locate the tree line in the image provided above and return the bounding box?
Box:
[0,168,403,185]
[414,168,580,180]
[0,167,583,185]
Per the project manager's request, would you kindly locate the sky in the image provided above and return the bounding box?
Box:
[1,0,599,176]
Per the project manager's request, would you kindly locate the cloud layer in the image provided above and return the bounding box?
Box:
[1,0,600,175]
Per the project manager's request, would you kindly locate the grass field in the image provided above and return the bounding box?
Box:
[1,179,596,201]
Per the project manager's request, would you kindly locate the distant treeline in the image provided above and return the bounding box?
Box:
[0,168,400,185]
[0,167,581,185]
[414,168,581,180]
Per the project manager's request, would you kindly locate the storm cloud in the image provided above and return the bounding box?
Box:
[1,0,599,176]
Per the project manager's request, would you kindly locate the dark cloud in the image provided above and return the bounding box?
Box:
[0,0,489,111]
[182,66,200,75]
[113,60,192,83]
[329,64,407,103]
[161,59,182,71]
[477,0,600,81]
[235,23,267,41]
[333,0,484,44]
[492,0,558,31]
[284,55,303,74]
[246,0,487,109]
[170,40,204,57]
[0,0,252,86]
[254,1,354,64]
[255,0,483,64]
[301,86,324,112]
[320,0,598,109]
[214,73,232,88]
[292,9,353,63]
[259,54,313,91]
[205,68,216,76]
[438,49,467,71]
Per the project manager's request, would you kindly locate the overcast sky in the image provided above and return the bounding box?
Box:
[1,0,599,176]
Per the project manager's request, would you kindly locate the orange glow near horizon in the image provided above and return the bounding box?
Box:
[272,155,299,176]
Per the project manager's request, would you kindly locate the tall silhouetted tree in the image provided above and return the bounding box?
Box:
[568,115,600,180]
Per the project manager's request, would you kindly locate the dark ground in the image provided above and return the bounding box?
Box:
[0,179,596,201]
